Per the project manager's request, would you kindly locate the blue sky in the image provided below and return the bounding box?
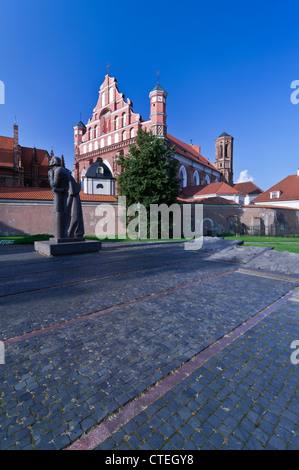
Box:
[1,0,299,190]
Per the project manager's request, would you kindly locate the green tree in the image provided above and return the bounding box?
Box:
[116,128,181,238]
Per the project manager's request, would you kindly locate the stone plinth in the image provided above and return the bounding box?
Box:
[34,238,101,257]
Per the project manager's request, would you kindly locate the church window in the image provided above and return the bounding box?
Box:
[107,136,112,145]
[130,128,134,138]
[204,174,210,185]
[220,145,223,159]
[115,116,119,130]
[94,141,99,150]
[115,133,119,143]
[122,113,126,127]
[101,110,111,134]
[109,88,114,103]
[122,130,127,141]
[83,145,87,154]
[193,171,199,186]
[89,143,93,152]
[179,166,187,188]
[101,92,106,107]
[225,144,228,158]
[100,139,104,148]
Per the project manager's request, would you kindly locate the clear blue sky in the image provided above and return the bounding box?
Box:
[1,0,299,190]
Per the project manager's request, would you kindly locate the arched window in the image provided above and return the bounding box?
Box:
[204,174,210,185]
[94,141,99,150]
[225,143,229,158]
[122,113,126,127]
[115,133,119,143]
[193,171,199,186]
[100,139,104,148]
[89,143,93,152]
[101,110,111,134]
[220,144,223,159]
[179,166,187,188]
[101,92,106,107]
[122,130,126,141]
[115,116,119,130]
[109,88,114,103]
[83,145,87,154]
[107,136,111,146]
[130,128,134,138]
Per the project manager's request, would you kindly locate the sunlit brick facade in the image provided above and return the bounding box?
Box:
[73,74,222,195]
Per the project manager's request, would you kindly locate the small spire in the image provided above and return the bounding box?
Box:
[106,61,111,75]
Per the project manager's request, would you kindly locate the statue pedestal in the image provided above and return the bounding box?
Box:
[34,238,102,257]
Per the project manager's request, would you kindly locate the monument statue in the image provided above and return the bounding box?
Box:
[48,156,84,240]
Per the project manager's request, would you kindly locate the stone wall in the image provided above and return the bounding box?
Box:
[1,200,299,238]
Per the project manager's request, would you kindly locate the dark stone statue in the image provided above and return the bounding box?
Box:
[48,156,84,240]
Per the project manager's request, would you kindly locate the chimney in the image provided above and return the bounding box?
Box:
[13,123,19,149]
[13,123,20,169]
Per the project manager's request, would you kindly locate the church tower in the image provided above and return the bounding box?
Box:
[149,79,167,139]
[73,120,86,159]
[215,132,234,186]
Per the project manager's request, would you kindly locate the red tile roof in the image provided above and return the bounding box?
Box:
[252,174,299,203]
[180,182,240,199]
[167,134,218,171]
[178,196,239,205]
[233,181,263,195]
[0,187,117,202]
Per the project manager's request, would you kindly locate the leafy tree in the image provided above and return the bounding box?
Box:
[116,128,181,238]
[116,128,180,207]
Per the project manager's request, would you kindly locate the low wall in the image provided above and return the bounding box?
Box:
[1,199,299,238]
[0,201,118,237]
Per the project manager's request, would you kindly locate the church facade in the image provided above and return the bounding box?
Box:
[73,74,227,195]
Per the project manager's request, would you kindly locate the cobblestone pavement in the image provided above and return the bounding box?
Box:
[0,242,298,450]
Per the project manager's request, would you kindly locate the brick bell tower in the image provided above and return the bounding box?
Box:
[215,132,234,186]
[149,74,168,139]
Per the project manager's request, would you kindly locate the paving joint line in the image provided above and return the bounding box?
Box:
[3,269,236,346]
[0,256,204,298]
[65,286,295,451]
[237,267,299,283]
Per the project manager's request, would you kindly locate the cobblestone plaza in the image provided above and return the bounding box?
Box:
[0,242,298,450]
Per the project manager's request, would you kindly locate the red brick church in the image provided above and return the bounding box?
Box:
[0,123,50,187]
[73,74,234,195]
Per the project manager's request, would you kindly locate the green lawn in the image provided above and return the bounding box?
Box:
[221,234,299,243]
[1,234,299,253]
[220,234,299,253]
